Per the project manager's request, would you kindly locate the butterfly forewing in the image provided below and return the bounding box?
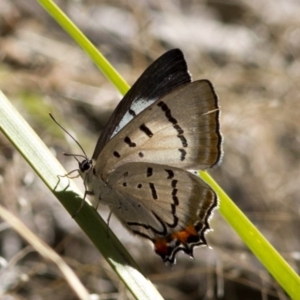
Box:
[107,162,217,263]
[92,49,191,159]
[96,80,222,175]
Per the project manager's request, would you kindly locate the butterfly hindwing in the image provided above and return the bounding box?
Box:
[107,162,217,263]
[96,80,222,175]
[92,49,191,159]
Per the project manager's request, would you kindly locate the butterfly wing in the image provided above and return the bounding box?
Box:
[85,50,222,263]
[96,80,222,175]
[107,162,217,264]
[92,49,191,159]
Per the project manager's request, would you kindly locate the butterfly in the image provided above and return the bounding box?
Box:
[76,49,223,264]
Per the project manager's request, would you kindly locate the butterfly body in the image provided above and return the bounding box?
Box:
[78,49,223,264]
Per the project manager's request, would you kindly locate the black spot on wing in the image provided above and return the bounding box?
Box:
[167,212,178,228]
[165,169,174,179]
[171,179,178,188]
[194,223,203,232]
[171,180,179,206]
[187,235,201,244]
[173,124,183,135]
[124,136,136,147]
[113,151,121,158]
[147,167,153,177]
[172,187,179,205]
[178,135,188,147]
[178,148,187,161]
[149,182,157,199]
[128,108,136,117]
[140,124,153,137]
[139,152,144,158]
[157,101,177,124]
[157,101,188,148]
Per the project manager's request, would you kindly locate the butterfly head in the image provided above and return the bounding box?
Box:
[79,158,92,173]
[78,158,94,179]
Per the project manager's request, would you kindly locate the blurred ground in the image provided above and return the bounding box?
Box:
[1,0,300,299]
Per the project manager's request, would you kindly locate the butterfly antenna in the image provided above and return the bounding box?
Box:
[63,153,86,163]
[49,113,88,158]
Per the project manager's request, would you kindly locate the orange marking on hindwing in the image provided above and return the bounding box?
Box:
[171,224,198,243]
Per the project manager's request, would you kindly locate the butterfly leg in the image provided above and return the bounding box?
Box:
[105,208,115,238]
[53,173,70,192]
[72,190,94,218]
[54,168,79,191]
[61,169,80,179]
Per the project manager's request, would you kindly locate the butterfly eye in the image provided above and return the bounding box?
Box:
[79,159,92,173]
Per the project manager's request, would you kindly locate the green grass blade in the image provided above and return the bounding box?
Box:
[37,0,130,96]
[0,91,164,300]
[200,171,300,299]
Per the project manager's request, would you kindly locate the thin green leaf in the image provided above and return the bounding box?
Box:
[37,0,130,96]
[201,171,300,299]
[0,91,164,300]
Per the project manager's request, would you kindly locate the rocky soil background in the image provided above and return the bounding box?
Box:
[0,0,300,299]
